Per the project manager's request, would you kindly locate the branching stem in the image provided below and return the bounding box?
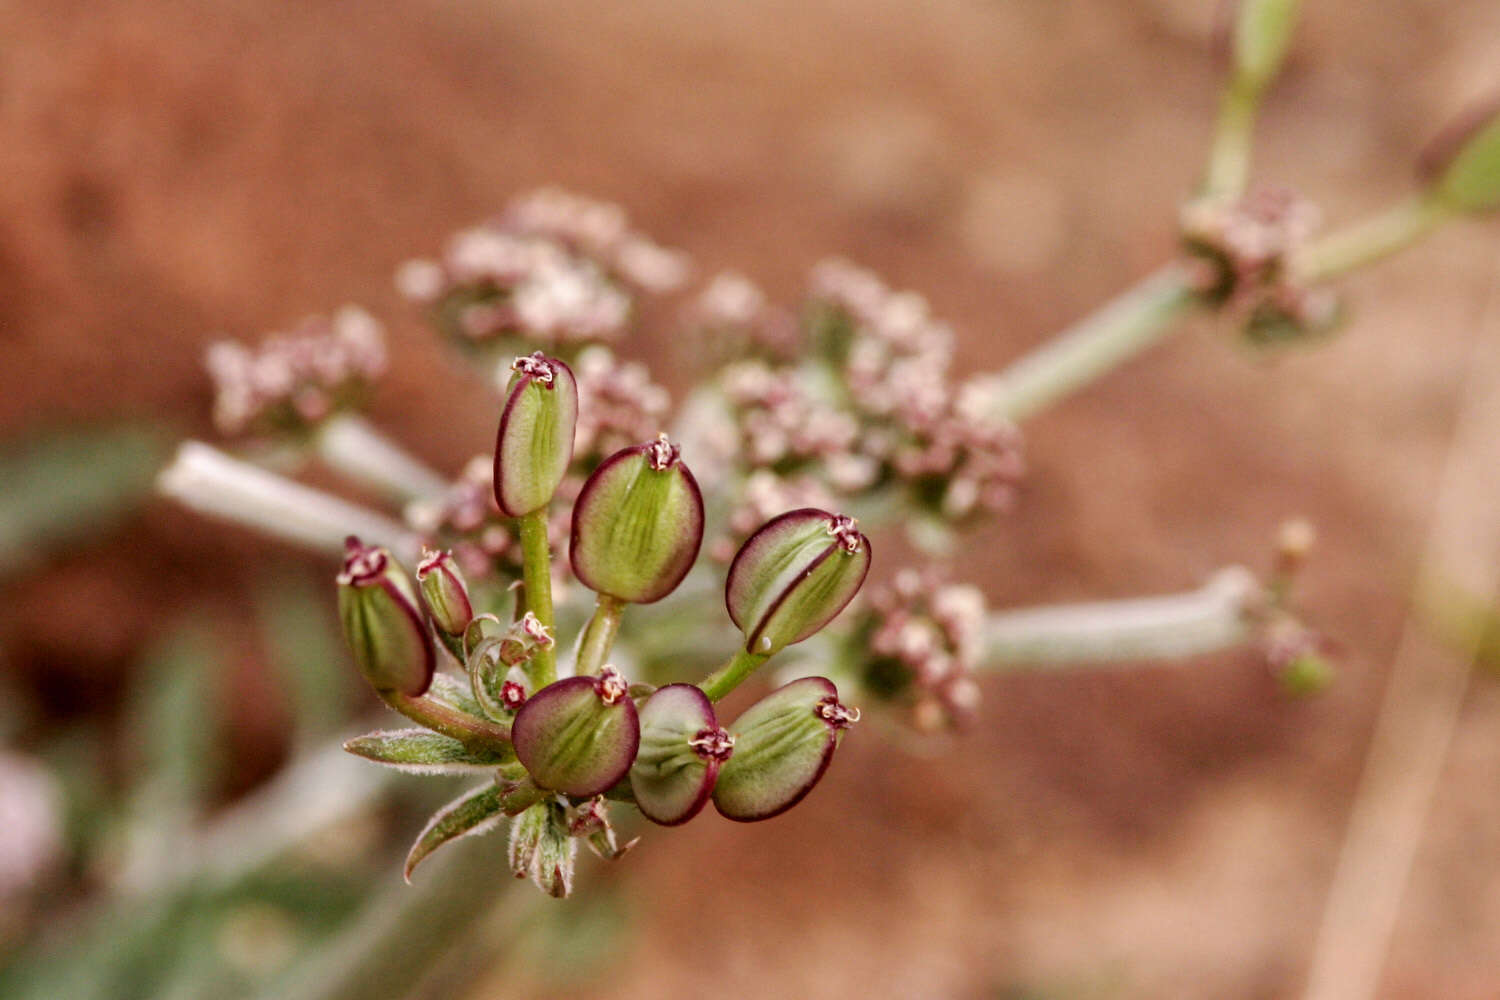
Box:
[699,648,772,702]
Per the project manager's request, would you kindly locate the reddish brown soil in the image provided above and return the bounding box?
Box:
[3,1,1500,997]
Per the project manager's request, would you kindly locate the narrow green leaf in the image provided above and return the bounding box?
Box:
[343,729,510,774]
[404,783,507,882]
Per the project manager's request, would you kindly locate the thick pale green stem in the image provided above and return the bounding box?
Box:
[575,593,625,677]
[1293,194,1453,284]
[517,509,557,686]
[382,691,512,750]
[975,267,1204,423]
[699,648,772,703]
[158,441,421,561]
[1204,84,1259,200]
[979,567,1260,670]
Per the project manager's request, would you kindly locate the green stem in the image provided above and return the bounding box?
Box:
[1203,84,1259,200]
[1292,194,1453,284]
[517,508,557,686]
[575,593,625,676]
[698,648,772,702]
[978,567,1261,670]
[382,691,512,750]
[975,266,1204,423]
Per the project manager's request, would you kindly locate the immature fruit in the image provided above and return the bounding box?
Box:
[629,684,734,826]
[493,353,578,517]
[726,508,871,656]
[337,536,434,696]
[712,676,858,822]
[570,435,704,604]
[416,548,473,637]
[511,668,640,797]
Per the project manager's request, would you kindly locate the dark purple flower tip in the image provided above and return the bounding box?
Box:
[493,353,578,518]
[569,435,705,604]
[337,537,434,696]
[725,508,872,656]
[712,676,857,822]
[512,668,640,797]
[629,684,730,826]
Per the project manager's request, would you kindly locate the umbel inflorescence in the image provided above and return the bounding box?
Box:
[339,352,871,896]
[154,0,1500,900]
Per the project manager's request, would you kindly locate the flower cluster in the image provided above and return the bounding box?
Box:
[852,568,986,731]
[688,258,1024,532]
[396,189,688,351]
[339,356,874,897]
[1180,187,1340,344]
[568,345,672,466]
[683,270,801,361]
[204,306,386,437]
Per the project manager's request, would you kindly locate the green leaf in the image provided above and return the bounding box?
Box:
[403,783,508,882]
[342,729,510,774]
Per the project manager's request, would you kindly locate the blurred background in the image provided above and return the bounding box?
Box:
[2,1,1499,997]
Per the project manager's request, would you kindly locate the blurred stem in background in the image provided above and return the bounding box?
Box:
[1301,248,1500,1000]
[979,567,1259,670]
[313,414,448,505]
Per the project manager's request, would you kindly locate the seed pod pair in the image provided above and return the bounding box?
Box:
[727,508,872,656]
[628,677,858,825]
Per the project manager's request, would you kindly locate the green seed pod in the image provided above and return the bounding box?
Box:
[416,548,474,637]
[569,435,705,604]
[726,508,872,656]
[629,684,734,826]
[511,667,640,797]
[712,676,858,822]
[493,353,579,517]
[1419,95,1500,214]
[337,536,434,696]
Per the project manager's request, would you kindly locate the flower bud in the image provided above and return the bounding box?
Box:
[712,676,857,822]
[337,536,434,696]
[629,684,733,826]
[511,667,640,797]
[567,798,637,860]
[493,353,579,517]
[569,435,704,604]
[416,548,474,637]
[1419,95,1500,214]
[508,800,576,898]
[726,508,871,656]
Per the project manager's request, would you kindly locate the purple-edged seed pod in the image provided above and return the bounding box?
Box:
[726,508,871,656]
[416,548,474,637]
[493,353,578,517]
[629,684,734,826]
[712,676,858,822]
[570,434,704,604]
[337,536,434,696]
[512,666,640,797]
